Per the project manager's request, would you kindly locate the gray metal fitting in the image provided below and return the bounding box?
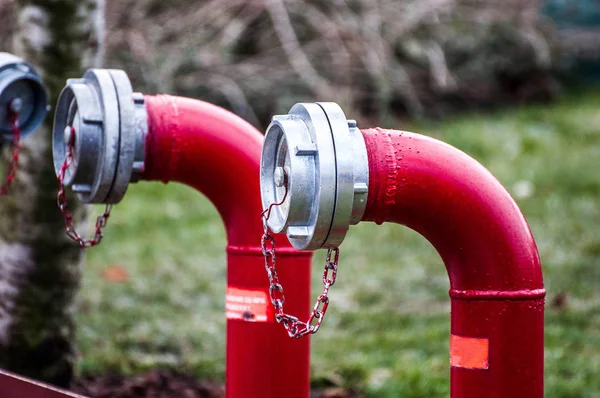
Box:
[52,69,147,204]
[260,102,369,251]
[0,52,48,141]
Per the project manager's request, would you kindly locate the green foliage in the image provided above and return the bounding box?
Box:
[78,90,600,395]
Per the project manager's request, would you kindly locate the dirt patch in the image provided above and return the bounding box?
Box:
[73,370,224,398]
[73,370,358,398]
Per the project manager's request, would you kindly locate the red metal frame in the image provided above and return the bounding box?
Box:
[0,370,89,398]
[361,127,545,397]
[142,95,312,398]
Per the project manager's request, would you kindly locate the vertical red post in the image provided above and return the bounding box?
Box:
[361,127,545,397]
[142,95,312,398]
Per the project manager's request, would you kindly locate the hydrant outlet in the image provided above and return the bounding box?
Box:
[260,102,368,250]
[52,69,147,204]
[0,52,48,140]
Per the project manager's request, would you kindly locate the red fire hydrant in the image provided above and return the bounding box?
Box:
[260,103,545,398]
[51,69,312,398]
[0,52,48,195]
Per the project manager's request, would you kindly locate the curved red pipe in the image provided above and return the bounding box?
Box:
[361,128,544,397]
[142,95,312,398]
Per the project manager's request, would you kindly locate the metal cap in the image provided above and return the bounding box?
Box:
[0,52,48,140]
[260,102,369,250]
[52,69,147,204]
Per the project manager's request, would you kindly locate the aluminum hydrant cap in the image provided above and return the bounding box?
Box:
[52,69,147,204]
[0,52,48,140]
[260,102,369,250]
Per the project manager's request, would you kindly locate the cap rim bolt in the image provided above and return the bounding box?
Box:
[9,98,23,114]
[63,126,74,146]
[274,166,286,188]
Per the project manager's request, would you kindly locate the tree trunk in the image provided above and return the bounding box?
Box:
[0,0,104,388]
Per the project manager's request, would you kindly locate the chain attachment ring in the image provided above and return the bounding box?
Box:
[260,171,340,338]
[57,126,112,248]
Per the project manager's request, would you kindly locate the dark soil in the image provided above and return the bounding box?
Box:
[73,370,358,398]
[73,371,224,398]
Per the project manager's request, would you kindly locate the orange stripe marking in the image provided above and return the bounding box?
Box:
[226,287,272,322]
[450,335,489,370]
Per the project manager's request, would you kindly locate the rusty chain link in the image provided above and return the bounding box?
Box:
[0,110,22,196]
[57,126,112,248]
[260,178,340,338]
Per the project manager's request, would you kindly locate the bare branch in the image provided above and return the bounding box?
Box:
[265,0,335,98]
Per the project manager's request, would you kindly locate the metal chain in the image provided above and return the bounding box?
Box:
[0,110,22,196]
[260,181,340,339]
[57,126,112,248]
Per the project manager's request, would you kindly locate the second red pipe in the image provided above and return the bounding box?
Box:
[361,127,544,398]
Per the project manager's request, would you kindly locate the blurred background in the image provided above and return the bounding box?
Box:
[100,0,593,128]
[1,0,600,397]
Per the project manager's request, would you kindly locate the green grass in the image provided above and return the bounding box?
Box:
[78,90,600,396]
